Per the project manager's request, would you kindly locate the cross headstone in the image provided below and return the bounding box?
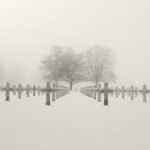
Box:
[18,84,22,99]
[131,85,134,100]
[142,84,147,103]
[93,85,97,100]
[122,86,125,99]
[6,82,10,101]
[101,83,113,106]
[33,85,36,96]
[98,84,101,102]
[46,82,51,105]
[52,84,56,101]
[135,87,138,97]
[26,85,30,97]
[115,87,119,98]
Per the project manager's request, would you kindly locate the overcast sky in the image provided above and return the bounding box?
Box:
[0,0,150,86]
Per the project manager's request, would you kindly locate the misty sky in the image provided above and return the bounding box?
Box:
[0,0,150,86]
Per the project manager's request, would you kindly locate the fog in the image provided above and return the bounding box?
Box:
[0,0,150,86]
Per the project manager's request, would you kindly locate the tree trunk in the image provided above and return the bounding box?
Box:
[70,82,73,90]
[95,81,98,87]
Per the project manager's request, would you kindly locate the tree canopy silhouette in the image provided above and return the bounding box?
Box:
[41,46,86,89]
[41,45,116,89]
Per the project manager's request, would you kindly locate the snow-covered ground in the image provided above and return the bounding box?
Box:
[0,91,150,150]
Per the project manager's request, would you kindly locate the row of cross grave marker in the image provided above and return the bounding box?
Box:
[0,82,70,106]
[80,83,150,106]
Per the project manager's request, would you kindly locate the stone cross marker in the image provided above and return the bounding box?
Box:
[18,84,22,99]
[6,83,10,101]
[97,83,113,106]
[98,84,101,102]
[122,86,125,99]
[131,85,134,100]
[46,82,51,105]
[26,85,30,97]
[142,85,147,103]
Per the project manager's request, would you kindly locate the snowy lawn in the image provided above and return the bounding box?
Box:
[0,91,150,150]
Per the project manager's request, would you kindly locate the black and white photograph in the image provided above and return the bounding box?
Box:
[0,0,150,150]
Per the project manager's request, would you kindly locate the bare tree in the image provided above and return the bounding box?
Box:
[60,48,86,89]
[41,46,86,89]
[85,45,117,86]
